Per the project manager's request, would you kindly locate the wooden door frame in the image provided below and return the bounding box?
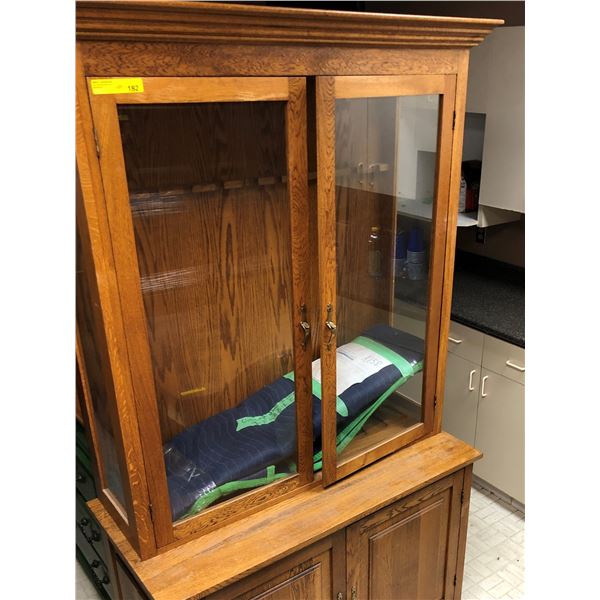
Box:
[82,75,312,554]
[316,73,457,485]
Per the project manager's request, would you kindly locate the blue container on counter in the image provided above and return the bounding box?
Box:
[394,229,407,276]
[407,226,426,280]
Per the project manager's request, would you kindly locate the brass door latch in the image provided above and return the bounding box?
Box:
[325,303,337,349]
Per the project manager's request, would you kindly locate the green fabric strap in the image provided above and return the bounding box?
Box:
[235,371,349,431]
[236,391,295,431]
[183,465,287,517]
[284,372,348,417]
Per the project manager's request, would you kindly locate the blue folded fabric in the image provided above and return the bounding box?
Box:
[164,324,424,521]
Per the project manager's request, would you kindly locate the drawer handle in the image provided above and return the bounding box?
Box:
[91,530,101,542]
[448,336,463,344]
[481,375,489,397]
[76,473,86,483]
[91,560,100,569]
[506,360,525,372]
[80,518,89,527]
[468,369,476,391]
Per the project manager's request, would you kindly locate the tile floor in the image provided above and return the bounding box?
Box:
[462,482,525,599]
[75,482,525,599]
[76,561,104,600]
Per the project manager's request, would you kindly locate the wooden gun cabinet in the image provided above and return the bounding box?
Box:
[76,2,499,597]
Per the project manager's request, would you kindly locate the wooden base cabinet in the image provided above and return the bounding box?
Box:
[347,472,467,600]
[93,434,478,600]
[112,467,472,600]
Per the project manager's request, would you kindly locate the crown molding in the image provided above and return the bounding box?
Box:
[76,1,502,48]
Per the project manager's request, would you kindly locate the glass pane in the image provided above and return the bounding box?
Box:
[117,101,296,522]
[76,206,128,517]
[332,94,439,463]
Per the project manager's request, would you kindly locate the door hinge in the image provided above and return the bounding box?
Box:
[452,111,456,130]
[433,395,438,410]
[454,574,458,586]
[93,128,101,159]
[460,489,465,504]
[148,502,154,521]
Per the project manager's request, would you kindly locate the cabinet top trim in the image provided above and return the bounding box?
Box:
[76,1,502,48]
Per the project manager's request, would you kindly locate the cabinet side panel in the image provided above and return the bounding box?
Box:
[76,172,131,518]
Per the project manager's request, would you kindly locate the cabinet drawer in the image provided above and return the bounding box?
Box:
[482,335,525,384]
[76,457,97,501]
[76,525,114,599]
[76,494,108,560]
[447,321,484,364]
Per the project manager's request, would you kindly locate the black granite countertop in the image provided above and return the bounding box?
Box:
[394,251,525,348]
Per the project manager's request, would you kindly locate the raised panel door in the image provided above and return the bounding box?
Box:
[347,472,464,600]
[208,532,345,600]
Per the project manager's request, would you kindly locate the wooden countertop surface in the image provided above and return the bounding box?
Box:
[89,432,481,600]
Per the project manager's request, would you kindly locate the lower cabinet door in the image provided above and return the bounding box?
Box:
[474,369,525,504]
[208,531,346,600]
[442,353,481,446]
[347,472,465,600]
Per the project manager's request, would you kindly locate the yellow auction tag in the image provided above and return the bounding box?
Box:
[90,78,144,95]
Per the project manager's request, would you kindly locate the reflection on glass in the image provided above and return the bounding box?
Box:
[118,102,296,522]
[332,95,440,462]
[76,224,128,515]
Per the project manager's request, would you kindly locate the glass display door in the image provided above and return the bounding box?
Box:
[88,77,312,545]
[315,75,457,484]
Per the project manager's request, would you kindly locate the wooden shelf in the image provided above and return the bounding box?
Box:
[338,399,421,464]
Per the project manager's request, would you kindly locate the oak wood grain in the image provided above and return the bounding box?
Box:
[89,432,480,600]
[80,42,464,78]
[89,76,289,105]
[286,78,313,485]
[77,48,158,556]
[335,73,453,99]
[208,531,345,600]
[453,464,473,599]
[76,1,502,48]
[420,74,457,434]
[434,51,471,434]
[315,76,338,488]
[346,469,464,599]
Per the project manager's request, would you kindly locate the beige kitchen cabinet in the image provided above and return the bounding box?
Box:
[442,323,524,504]
[473,368,524,504]
[464,26,524,227]
[442,353,481,447]
[482,334,525,385]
